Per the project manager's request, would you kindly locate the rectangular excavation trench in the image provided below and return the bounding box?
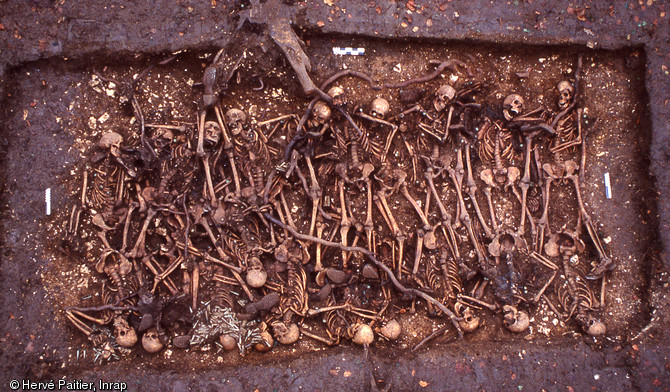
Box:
[0,35,657,373]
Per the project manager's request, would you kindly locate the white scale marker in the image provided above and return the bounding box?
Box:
[332,47,365,56]
[604,172,612,199]
[46,188,51,215]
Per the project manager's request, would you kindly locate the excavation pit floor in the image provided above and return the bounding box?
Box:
[1,2,669,392]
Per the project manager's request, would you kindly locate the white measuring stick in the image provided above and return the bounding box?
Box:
[46,188,51,215]
[604,172,612,199]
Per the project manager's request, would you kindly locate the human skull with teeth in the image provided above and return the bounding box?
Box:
[502,304,530,333]
[204,121,222,145]
[433,84,456,112]
[113,316,137,348]
[98,132,124,151]
[502,94,524,121]
[309,101,331,128]
[225,108,247,136]
[576,313,606,336]
[370,97,390,119]
[455,303,480,333]
[142,328,164,353]
[327,85,346,107]
[272,321,300,345]
[556,80,575,110]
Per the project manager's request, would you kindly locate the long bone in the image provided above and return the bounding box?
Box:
[420,173,440,253]
[578,109,586,183]
[411,229,425,278]
[120,203,137,254]
[373,195,393,239]
[464,145,493,239]
[566,171,613,279]
[214,105,242,196]
[364,176,375,248]
[517,134,538,236]
[196,109,207,157]
[305,156,321,237]
[337,179,352,268]
[127,208,157,259]
[527,251,559,303]
[447,147,487,267]
[65,310,110,352]
[399,178,431,231]
[314,219,326,272]
[397,176,437,277]
[279,184,297,231]
[375,171,406,279]
[202,154,217,203]
[422,153,459,260]
[379,192,405,279]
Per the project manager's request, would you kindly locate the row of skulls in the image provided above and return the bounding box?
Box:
[218,79,575,136]
[305,80,575,128]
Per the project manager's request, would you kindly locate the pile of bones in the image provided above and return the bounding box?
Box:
[63,53,613,360]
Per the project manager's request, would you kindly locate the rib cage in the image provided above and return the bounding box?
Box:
[477,120,513,164]
[89,165,117,211]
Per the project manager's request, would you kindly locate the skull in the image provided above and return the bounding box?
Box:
[327,85,346,107]
[351,323,374,346]
[576,313,606,336]
[503,94,524,121]
[380,319,402,341]
[113,316,138,348]
[255,330,274,352]
[433,84,456,112]
[271,321,300,345]
[225,108,247,136]
[455,303,480,333]
[502,304,530,333]
[204,121,222,145]
[98,132,123,150]
[310,101,331,127]
[254,323,274,352]
[245,256,267,288]
[219,334,237,351]
[556,80,575,110]
[370,97,390,118]
[141,328,164,353]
